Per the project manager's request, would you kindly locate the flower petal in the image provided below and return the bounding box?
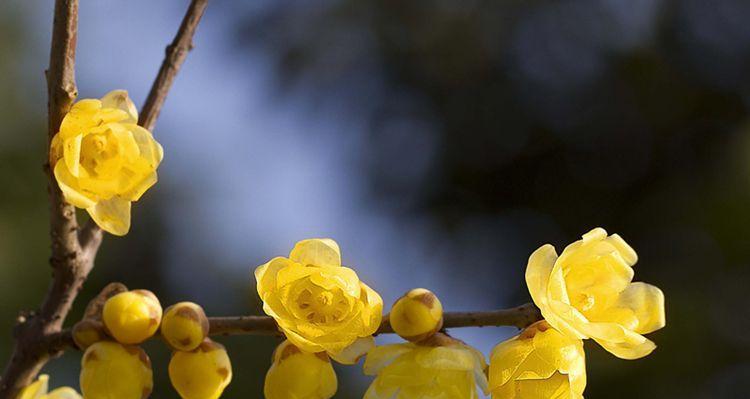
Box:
[47,387,83,399]
[62,135,82,177]
[525,244,557,310]
[329,336,374,365]
[101,90,138,124]
[289,238,341,267]
[593,334,656,360]
[86,196,131,236]
[127,125,163,169]
[616,282,666,334]
[53,161,98,208]
[363,343,414,375]
[16,374,48,399]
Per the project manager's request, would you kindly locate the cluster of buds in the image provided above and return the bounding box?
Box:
[74,283,156,399]
[72,285,231,398]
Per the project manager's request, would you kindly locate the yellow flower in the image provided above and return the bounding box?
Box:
[50,90,163,235]
[489,321,586,399]
[161,302,210,351]
[169,339,232,399]
[363,334,488,399]
[80,341,153,399]
[389,288,443,342]
[16,375,81,399]
[526,227,666,359]
[254,238,383,357]
[264,340,337,399]
[102,290,162,344]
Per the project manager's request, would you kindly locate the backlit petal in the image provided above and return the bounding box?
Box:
[86,196,131,236]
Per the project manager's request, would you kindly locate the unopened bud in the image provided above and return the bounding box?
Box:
[264,340,337,399]
[80,341,153,399]
[161,302,209,351]
[102,290,162,344]
[169,339,232,399]
[389,288,443,342]
[84,282,129,321]
[72,319,107,350]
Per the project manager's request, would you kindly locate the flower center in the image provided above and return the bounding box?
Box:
[294,286,350,324]
[80,132,122,177]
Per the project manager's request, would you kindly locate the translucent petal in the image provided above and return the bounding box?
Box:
[525,244,557,310]
[127,125,163,168]
[255,257,292,297]
[616,282,666,334]
[359,282,384,334]
[309,266,361,298]
[86,196,131,236]
[289,238,342,267]
[101,90,138,124]
[119,171,157,202]
[605,233,638,266]
[329,336,375,365]
[593,334,656,360]
[363,344,414,375]
[53,161,98,208]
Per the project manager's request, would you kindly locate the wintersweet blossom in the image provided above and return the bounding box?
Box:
[489,321,586,399]
[363,334,488,399]
[16,375,80,399]
[50,90,163,235]
[264,340,338,399]
[255,238,383,358]
[526,227,666,359]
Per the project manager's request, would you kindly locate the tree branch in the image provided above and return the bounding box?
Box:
[47,303,544,352]
[1,1,209,396]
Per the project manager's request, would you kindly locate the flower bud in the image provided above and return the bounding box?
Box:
[389,288,443,342]
[80,341,153,399]
[102,290,162,344]
[161,302,209,351]
[72,319,107,350]
[169,339,232,399]
[264,340,337,399]
[83,282,129,321]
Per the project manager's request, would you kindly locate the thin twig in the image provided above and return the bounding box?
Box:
[0,1,209,396]
[49,303,543,352]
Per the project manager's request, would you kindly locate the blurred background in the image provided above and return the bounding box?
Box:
[1,0,749,397]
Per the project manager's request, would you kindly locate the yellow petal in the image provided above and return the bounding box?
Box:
[16,374,48,399]
[46,387,82,399]
[86,196,131,236]
[594,334,656,360]
[581,227,608,243]
[127,125,163,168]
[119,171,157,202]
[59,100,102,140]
[62,135,82,177]
[415,346,477,371]
[329,336,375,365]
[101,90,138,124]
[525,244,557,310]
[255,257,292,298]
[359,282,384,334]
[616,282,666,334]
[605,233,638,266]
[309,266,361,298]
[53,161,98,208]
[489,336,534,390]
[363,343,414,375]
[289,238,342,267]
